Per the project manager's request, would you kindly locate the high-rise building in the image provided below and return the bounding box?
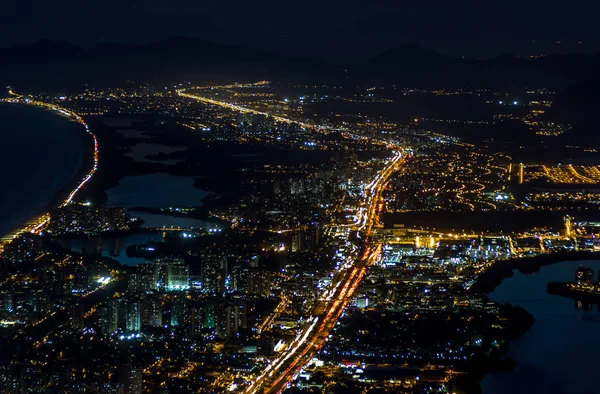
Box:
[188,306,204,338]
[125,301,141,333]
[19,366,48,393]
[204,299,219,330]
[155,257,189,291]
[100,299,120,336]
[248,268,271,297]
[291,231,303,252]
[49,204,129,234]
[291,224,322,253]
[201,255,227,294]
[167,262,189,291]
[170,297,187,327]
[68,302,85,331]
[304,223,322,251]
[232,261,271,297]
[299,276,318,298]
[232,265,250,294]
[93,383,125,394]
[72,264,89,292]
[217,301,247,338]
[1,292,14,313]
[576,266,594,285]
[289,178,305,195]
[119,366,142,394]
[140,297,162,328]
[154,257,168,290]
[129,263,156,294]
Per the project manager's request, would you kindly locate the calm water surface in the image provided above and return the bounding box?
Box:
[106,173,211,229]
[482,260,600,394]
[0,106,214,264]
[102,173,214,264]
[106,173,209,208]
[0,103,85,237]
[58,232,165,266]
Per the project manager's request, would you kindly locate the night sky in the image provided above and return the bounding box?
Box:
[3,0,599,63]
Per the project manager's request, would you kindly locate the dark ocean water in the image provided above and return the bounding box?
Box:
[0,103,85,237]
[0,104,217,267]
[481,260,600,394]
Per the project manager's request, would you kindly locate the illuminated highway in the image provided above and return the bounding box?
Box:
[257,295,290,334]
[241,152,404,394]
[176,86,406,393]
[567,164,596,184]
[177,89,315,129]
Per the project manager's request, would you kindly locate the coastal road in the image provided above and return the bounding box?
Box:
[0,97,98,251]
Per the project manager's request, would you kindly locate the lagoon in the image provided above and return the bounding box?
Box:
[482,260,600,394]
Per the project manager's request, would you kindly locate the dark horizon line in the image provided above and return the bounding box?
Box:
[3,35,600,66]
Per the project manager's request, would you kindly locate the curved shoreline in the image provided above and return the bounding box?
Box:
[470,251,600,294]
[547,281,600,303]
[478,260,600,393]
[0,97,99,249]
[461,252,600,392]
[469,254,600,393]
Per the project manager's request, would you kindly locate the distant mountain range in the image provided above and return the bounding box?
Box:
[0,36,334,91]
[545,79,600,146]
[546,79,600,125]
[2,36,600,91]
[357,44,600,88]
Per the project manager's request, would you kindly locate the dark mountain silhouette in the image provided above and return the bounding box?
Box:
[546,79,600,125]
[6,39,84,58]
[357,45,600,88]
[0,36,336,92]
[365,44,459,70]
[358,44,463,87]
[546,79,600,146]
[3,37,600,92]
